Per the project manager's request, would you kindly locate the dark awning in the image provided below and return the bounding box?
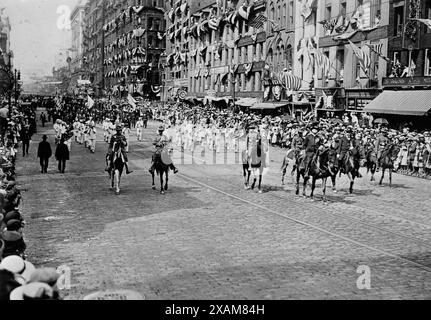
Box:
[363,90,431,116]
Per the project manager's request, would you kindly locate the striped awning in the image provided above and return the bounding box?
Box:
[363,90,431,116]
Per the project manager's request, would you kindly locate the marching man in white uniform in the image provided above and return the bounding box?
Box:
[136,117,144,141]
[88,121,97,153]
[122,123,131,153]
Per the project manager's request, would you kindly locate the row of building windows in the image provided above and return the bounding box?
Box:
[189,71,264,94]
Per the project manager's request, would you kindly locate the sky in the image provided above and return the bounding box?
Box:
[2,0,79,83]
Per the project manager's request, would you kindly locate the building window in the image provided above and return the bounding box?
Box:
[394,3,404,36]
[425,49,431,76]
[325,5,331,21]
[288,1,294,27]
[426,3,431,33]
[340,2,347,16]
[336,48,344,84]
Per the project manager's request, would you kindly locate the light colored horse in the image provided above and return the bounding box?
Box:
[108,141,125,194]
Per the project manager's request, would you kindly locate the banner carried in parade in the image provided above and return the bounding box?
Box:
[86,95,95,109]
[127,94,137,110]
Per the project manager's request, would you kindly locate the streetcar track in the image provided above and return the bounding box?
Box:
[128,148,431,274]
[173,148,431,231]
[184,163,431,251]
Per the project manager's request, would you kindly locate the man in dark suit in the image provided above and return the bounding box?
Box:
[20,125,31,157]
[37,135,52,173]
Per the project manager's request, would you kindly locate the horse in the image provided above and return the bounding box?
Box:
[295,148,338,201]
[242,138,267,193]
[338,149,361,194]
[151,147,170,194]
[378,144,400,187]
[365,146,378,181]
[108,141,124,194]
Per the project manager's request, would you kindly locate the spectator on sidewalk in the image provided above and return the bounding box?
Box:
[40,112,47,127]
[37,135,52,173]
[55,138,69,174]
[19,124,31,157]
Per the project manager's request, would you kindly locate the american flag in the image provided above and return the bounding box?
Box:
[280,73,302,91]
[313,49,331,78]
[348,40,371,76]
[366,43,384,56]
[247,13,268,29]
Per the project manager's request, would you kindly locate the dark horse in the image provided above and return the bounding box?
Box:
[365,145,378,181]
[108,142,124,194]
[378,143,400,187]
[151,148,170,194]
[338,149,361,194]
[295,148,338,201]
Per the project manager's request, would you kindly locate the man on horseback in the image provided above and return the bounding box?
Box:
[105,124,133,174]
[302,124,318,179]
[375,127,389,171]
[337,128,362,178]
[148,125,178,175]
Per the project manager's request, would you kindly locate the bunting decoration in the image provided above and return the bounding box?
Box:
[208,18,221,30]
[238,4,253,21]
[348,40,371,76]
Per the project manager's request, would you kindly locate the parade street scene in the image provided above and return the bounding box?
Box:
[0,0,431,302]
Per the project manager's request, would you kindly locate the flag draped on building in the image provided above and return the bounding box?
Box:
[280,73,302,91]
[313,49,331,78]
[411,18,431,31]
[248,13,268,29]
[348,40,371,76]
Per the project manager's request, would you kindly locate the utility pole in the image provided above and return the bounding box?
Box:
[101,0,106,97]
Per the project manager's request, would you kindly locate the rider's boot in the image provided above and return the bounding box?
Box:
[170,164,178,174]
[125,163,133,174]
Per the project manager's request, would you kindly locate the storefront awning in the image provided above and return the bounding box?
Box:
[363,90,431,116]
[235,98,257,107]
[250,102,289,110]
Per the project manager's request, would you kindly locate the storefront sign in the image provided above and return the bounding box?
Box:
[383,76,431,87]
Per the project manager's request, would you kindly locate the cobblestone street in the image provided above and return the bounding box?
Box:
[16,121,431,300]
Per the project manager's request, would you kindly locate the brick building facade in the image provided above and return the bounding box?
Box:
[82,0,165,97]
